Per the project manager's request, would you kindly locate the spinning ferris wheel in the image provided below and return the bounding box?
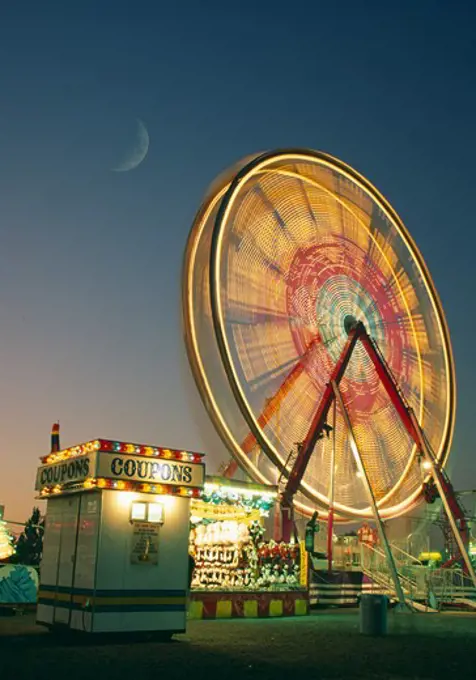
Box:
[183,149,474,586]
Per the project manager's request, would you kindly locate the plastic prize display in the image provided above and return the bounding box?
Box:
[183,149,455,526]
[188,476,310,619]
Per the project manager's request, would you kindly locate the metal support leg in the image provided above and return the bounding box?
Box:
[332,380,408,608]
[327,397,336,573]
[281,503,294,544]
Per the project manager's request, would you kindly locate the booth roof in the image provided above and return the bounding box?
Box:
[204,475,277,496]
[41,439,205,465]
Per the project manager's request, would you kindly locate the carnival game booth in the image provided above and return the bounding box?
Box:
[35,438,204,635]
[188,476,309,619]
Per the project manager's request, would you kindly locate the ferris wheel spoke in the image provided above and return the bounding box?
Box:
[226,307,291,326]
[230,232,286,279]
[296,175,317,225]
[226,297,287,317]
[240,337,321,453]
[381,318,405,327]
[321,334,340,348]
[253,185,297,246]
[247,354,306,390]
[246,333,323,391]
[361,290,384,319]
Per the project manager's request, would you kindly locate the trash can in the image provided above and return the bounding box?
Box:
[359,594,388,636]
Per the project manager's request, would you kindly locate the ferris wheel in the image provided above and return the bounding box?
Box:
[184,148,456,515]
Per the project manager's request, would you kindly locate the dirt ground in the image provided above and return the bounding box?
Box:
[0,609,475,680]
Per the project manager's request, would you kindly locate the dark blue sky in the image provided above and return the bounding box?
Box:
[1,1,475,519]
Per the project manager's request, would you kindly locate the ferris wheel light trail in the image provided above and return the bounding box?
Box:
[184,148,456,526]
[236,334,322,471]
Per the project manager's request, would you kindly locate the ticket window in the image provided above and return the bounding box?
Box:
[130,501,164,524]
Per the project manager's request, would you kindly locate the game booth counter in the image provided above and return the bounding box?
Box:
[188,476,309,619]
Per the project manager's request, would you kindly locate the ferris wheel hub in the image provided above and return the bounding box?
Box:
[343,315,359,335]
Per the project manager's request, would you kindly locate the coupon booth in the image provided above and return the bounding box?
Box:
[35,437,205,635]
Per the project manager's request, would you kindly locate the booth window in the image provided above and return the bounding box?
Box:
[131,501,164,524]
[147,503,164,524]
[131,502,147,521]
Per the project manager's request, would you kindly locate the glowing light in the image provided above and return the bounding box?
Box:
[40,438,204,466]
[156,494,176,509]
[0,520,15,560]
[147,502,164,524]
[130,502,147,521]
[204,482,277,499]
[201,482,276,514]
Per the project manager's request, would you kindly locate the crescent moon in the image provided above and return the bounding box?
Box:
[113,119,149,172]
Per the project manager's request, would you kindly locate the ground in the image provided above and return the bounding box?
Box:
[0,609,475,680]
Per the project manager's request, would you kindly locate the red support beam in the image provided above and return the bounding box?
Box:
[358,333,419,443]
[279,322,470,573]
[359,333,469,554]
[282,323,364,508]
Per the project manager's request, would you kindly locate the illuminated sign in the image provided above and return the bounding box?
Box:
[96,453,204,488]
[35,454,96,491]
[36,450,204,493]
[35,440,205,496]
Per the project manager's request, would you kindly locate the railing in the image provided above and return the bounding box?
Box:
[361,542,476,608]
[360,543,420,601]
[311,533,476,609]
[388,542,422,569]
[428,567,476,601]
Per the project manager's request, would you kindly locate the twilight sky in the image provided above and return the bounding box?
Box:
[1,1,475,522]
